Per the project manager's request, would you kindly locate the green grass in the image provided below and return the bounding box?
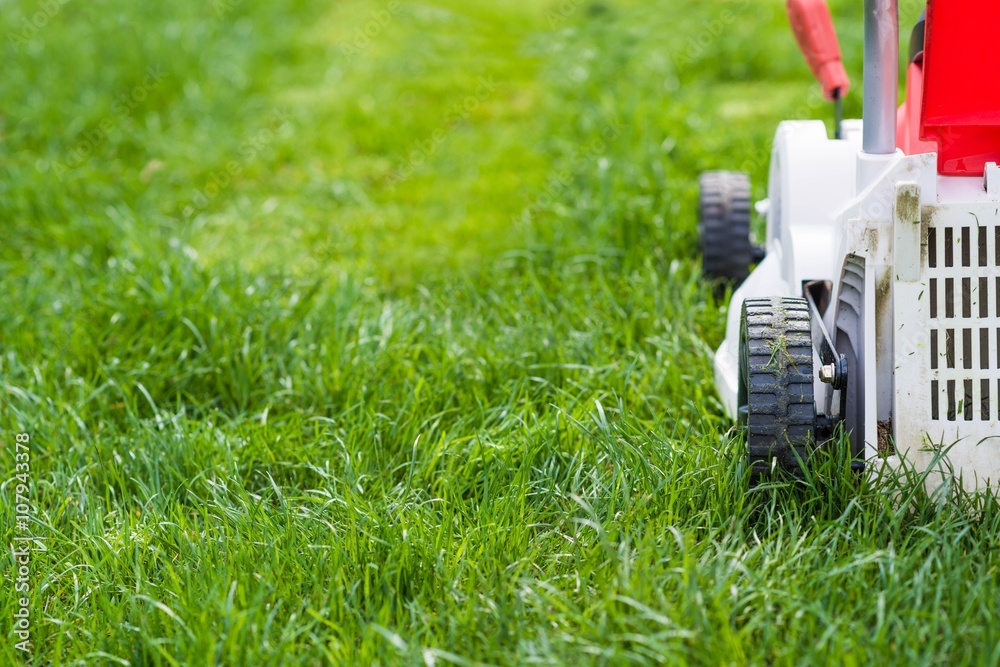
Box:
[2,0,999,664]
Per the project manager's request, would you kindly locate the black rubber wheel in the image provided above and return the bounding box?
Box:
[738,297,816,478]
[698,171,757,284]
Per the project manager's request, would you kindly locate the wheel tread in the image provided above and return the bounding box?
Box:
[737,296,816,478]
[699,171,755,283]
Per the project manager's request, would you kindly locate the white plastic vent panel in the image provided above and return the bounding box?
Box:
[925,221,1000,421]
[893,201,1000,489]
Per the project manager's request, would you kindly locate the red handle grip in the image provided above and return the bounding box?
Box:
[787,0,851,101]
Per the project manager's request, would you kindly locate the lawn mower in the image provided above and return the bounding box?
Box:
[701,0,1000,489]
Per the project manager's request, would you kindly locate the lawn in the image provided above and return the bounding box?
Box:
[2,0,999,664]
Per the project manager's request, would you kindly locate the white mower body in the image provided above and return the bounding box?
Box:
[715,118,1000,490]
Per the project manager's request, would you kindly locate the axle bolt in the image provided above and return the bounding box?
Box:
[819,363,837,384]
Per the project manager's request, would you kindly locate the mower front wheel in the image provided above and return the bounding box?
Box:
[738,297,816,479]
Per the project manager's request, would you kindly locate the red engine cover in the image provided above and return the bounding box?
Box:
[920,0,1000,175]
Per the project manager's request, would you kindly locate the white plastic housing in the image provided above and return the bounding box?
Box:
[714,118,1000,491]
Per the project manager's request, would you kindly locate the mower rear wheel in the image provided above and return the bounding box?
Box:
[698,171,759,284]
[738,297,816,478]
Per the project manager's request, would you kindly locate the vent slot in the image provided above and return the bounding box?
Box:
[963,278,972,318]
[981,328,990,370]
[981,277,990,317]
[948,379,957,421]
[946,278,955,318]
[931,278,938,318]
[965,380,974,421]
[983,379,991,421]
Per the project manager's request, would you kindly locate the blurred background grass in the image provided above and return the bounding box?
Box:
[4,1,992,666]
[4,0,917,288]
